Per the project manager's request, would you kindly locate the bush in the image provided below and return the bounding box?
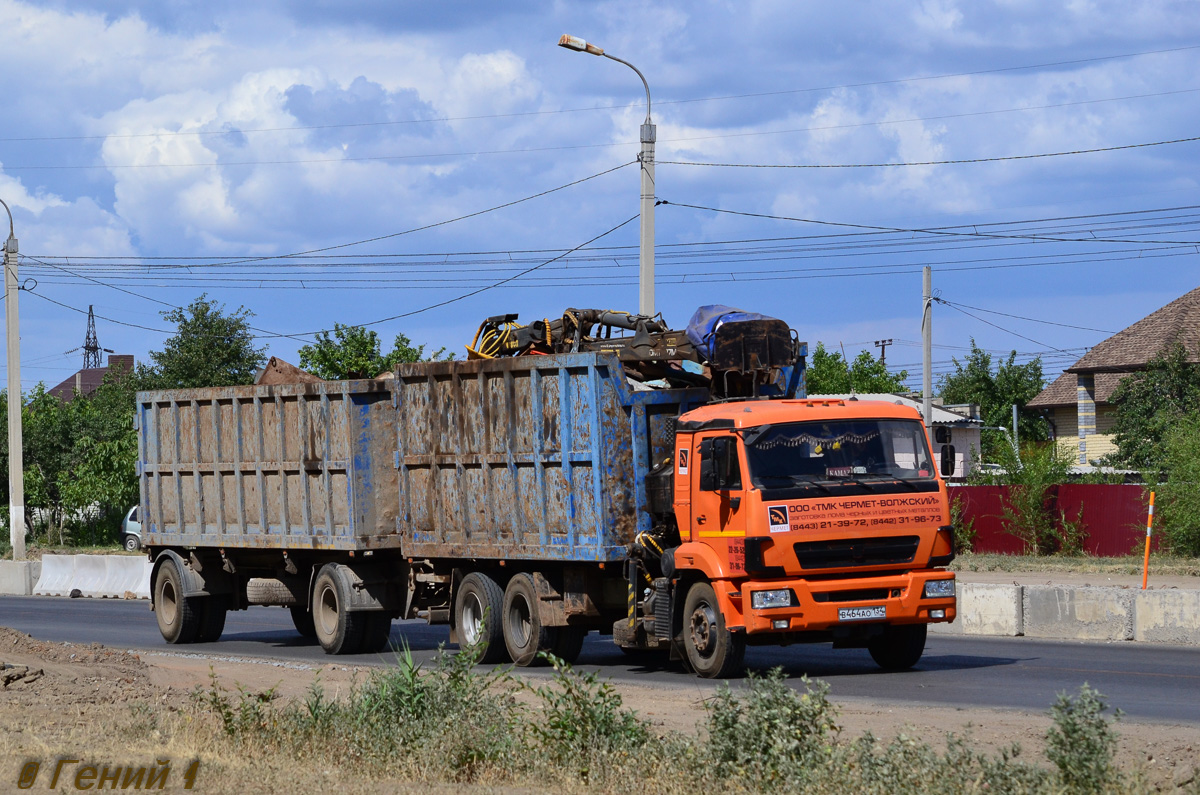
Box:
[705,669,838,787]
[973,441,1082,555]
[1155,413,1200,556]
[1045,684,1123,793]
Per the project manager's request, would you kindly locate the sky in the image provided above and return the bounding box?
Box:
[2,0,1199,393]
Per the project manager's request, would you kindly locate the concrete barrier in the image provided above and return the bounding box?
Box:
[74,554,109,597]
[103,555,151,599]
[33,554,75,596]
[0,561,41,595]
[1023,585,1135,641]
[960,583,1024,636]
[1134,590,1200,645]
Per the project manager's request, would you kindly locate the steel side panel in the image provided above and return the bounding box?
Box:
[394,353,708,563]
[138,380,398,550]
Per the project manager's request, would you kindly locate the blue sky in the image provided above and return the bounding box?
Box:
[2,0,1199,391]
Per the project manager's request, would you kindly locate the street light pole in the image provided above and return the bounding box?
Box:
[558,35,656,316]
[0,199,23,561]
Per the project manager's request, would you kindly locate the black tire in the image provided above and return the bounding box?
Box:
[454,572,507,663]
[868,623,927,670]
[122,534,141,552]
[361,613,393,653]
[502,572,557,667]
[290,604,317,638]
[196,596,228,643]
[312,564,366,655]
[683,581,746,679]
[551,627,587,664]
[154,559,202,644]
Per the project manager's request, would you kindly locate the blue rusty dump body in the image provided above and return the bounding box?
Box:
[136,349,806,562]
[137,380,399,551]
[393,352,713,563]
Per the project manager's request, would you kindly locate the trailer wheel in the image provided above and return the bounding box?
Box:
[289,604,317,638]
[154,558,202,644]
[683,581,745,679]
[550,627,586,664]
[196,596,228,643]
[455,572,507,663]
[312,565,365,655]
[502,572,556,667]
[867,623,927,670]
[361,614,392,653]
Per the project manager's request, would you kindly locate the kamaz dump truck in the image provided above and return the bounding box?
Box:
[138,307,956,677]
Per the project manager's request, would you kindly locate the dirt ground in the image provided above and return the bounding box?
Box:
[1,627,1198,793]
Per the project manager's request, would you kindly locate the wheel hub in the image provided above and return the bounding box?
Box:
[689,604,717,656]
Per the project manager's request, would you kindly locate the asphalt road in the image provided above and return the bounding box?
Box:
[3,595,1198,724]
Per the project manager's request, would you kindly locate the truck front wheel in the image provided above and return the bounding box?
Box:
[312,565,365,655]
[867,623,927,670]
[683,581,745,678]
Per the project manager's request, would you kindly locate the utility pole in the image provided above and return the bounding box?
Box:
[558,35,656,316]
[921,267,932,426]
[874,338,893,365]
[1,199,24,561]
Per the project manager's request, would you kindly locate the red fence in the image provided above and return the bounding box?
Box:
[951,484,1152,557]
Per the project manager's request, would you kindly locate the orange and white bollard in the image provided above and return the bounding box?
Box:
[1142,491,1155,590]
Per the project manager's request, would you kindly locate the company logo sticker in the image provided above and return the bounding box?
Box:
[678,448,689,475]
[768,505,789,533]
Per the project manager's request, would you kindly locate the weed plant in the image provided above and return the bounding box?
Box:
[194,648,1137,793]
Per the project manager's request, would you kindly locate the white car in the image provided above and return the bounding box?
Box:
[121,506,142,551]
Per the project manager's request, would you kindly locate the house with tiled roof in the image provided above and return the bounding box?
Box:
[48,354,134,402]
[1028,285,1200,464]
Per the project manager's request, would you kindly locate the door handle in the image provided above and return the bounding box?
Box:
[696,516,707,524]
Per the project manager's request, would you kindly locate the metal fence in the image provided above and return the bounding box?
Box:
[951,484,1152,557]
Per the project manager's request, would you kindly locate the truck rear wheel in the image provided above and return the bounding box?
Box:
[154,558,202,644]
[455,572,507,663]
[551,627,586,664]
[361,614,392,653]
[502,572,556,666]
[683,581,745,679]
[312,564,365,655]
[867,623,927,670]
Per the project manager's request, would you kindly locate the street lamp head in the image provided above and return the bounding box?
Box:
[558,34,604,56]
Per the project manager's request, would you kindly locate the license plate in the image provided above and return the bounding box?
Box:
[838,605,886,622]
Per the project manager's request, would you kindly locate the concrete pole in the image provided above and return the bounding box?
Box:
[638,121,656,317]
[1,200,24,561]
[922,266,932,427]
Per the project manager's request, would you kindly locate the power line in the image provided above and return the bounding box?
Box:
[933,298,1066,352]
[935,300,1117,334]
[659,133,1200,170]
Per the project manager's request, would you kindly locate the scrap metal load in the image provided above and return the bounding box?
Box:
[466,304,798,398]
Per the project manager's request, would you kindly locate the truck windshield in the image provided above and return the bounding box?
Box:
[742,419,935,489]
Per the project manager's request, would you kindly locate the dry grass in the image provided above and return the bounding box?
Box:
[950,552,1200,577]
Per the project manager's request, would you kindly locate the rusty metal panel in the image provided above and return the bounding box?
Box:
[395,353,710,563]
[138,380,398,551]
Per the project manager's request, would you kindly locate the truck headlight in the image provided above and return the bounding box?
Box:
[923,579,956,599]
[751,589,793,610]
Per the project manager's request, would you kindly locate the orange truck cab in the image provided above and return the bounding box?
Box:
[623,397,957,677]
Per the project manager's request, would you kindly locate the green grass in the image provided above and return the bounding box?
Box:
[951,552,1200,577]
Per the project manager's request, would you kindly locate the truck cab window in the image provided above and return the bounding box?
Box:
[698,437,742,491]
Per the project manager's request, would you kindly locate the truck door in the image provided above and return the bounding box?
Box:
[692,434,748,573]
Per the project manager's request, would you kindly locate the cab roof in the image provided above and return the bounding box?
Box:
[678,398,924,432]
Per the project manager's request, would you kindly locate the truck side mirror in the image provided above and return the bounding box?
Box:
[940,445,956,478]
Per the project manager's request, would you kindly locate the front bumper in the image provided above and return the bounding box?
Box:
[734,570,956,634]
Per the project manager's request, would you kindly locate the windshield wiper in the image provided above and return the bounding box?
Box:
[841,474,920,491]
[756,475,834,495]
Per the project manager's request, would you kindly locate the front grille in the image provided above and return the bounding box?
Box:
[794,536,920,570]
[811,589,890,603]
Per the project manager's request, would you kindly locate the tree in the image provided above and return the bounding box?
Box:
[1106,342,1200,470]
[1153,412,1200,555]
[937,340,1046,461]
[136,295,266,389]
[298,325,452,380]
[806,342,907,394]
